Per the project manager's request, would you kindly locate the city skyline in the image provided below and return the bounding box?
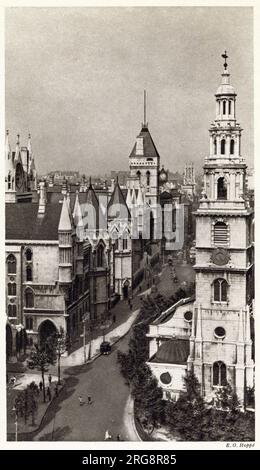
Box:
[5,7,253,176]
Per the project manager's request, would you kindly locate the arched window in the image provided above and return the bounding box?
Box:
[97,245,104,268]
[223,101,226,115]
[230,139,235,155]
[214,221,228,246]
[214,139,217,155]
[136,171,141,180]
[213,361,227,386]
[25,248,32,261]
[8,282,16,296]
[7,254,16,274]
[26,266,33,282]
[213,278,228,302]
[146,171,150,187]
[217,177,227,200]
[25,288,34,308]
[228,100,232,115]
[8,304,17,317]
[220,139,226,155]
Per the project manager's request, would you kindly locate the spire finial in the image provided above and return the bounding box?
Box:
[17,134,20,145]
[144,89,146,126]
[6,129,9,136]
[221,50,228,70]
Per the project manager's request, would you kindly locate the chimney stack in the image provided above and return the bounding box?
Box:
[38,181,46,214]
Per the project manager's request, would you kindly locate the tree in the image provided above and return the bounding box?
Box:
[132,364,165,432]
[14,382,39,426]
[46,328,67,385]
[29,343,56,402]
[215,383,240,413]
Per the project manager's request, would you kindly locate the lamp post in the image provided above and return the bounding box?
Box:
[82,316,87,363]
[12,405,18,442]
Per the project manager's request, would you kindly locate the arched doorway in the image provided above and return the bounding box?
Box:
[38,320,57,346]
[6,324,13,360]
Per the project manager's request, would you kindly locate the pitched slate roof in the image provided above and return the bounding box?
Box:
[6,202,63,241]
[58,197,72,231]
[107,180,131,220]
[129,125,161,160]
[150,338,189,365]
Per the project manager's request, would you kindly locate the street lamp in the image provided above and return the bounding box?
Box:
[12,405,18,442]
[82,314,87,363]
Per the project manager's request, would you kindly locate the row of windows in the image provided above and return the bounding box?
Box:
[219,99,233,116]
[214,138,235,155]
[160,362,227,387]
[136,170,150,186]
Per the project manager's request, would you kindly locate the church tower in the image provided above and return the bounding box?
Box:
[189,53,254,405]
[128,91,160,207]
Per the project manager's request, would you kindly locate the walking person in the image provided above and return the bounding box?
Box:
[104,429,112,441]
[116,434,121,441]
[48,374,52,386]
[55,384,59,397]
[47,386,52,402]
[78,395,84,406]
[39,381,43,392]
[87,396,92,405]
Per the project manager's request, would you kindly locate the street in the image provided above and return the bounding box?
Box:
[34,331,135,441]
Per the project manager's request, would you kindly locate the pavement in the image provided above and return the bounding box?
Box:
[62,308,140,367]
[33,330,137,441]
[10,261,195,442]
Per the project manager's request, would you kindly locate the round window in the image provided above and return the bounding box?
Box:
[160,372,172,385]
[214,326,226,339]
[184,311,193,322]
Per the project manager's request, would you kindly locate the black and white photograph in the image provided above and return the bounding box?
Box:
[3,2,257,448]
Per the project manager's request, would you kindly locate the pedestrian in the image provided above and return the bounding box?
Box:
[78,395,83,406]
[47,386,52,402]
[104,429,112,441]
[113,314,116,323]
[55,384,59,397]
[48,374,52,386]
[139,285,142,292]
[117,434,121,441]
[39,381,43,391]
[87,396,92,405]
[130,303,132,311]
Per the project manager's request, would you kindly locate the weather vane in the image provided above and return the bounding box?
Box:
[221,50,228,70]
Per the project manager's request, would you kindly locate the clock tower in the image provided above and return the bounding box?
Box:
[189,53,254,405]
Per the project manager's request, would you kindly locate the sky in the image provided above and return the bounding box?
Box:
[5,7,254,177]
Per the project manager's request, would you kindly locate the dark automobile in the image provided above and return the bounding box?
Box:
[100,341,112,355]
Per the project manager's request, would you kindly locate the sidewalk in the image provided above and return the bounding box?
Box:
[61,308,140,366]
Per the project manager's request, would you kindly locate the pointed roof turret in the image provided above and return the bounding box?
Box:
[137,186,144,206]
[126,187,132,209]
[14,134,21,163]
[58,195,72,231]
[129,125,160,160]
[108,178,131,220]
[5,130,11,159]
